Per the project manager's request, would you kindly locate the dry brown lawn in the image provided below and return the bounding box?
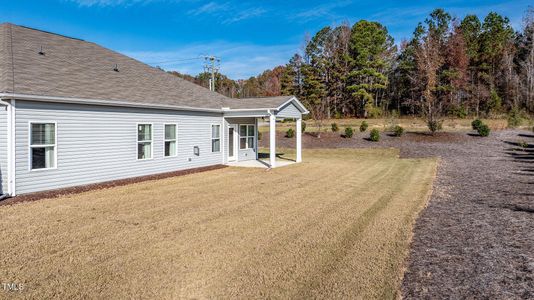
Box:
[0,149,437,299]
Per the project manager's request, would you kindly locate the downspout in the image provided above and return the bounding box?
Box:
[1,98,15,198]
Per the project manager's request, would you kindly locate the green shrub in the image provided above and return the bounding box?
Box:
[427,120,442,133]
[331,123,339,132]
[471,119,483,131]
[301,121,307,133]
[344,126,354,138]
[477,124,490,137]
[518,140,529,148]
[507,107,523,128]
[393,125,404,137]
[369,129,380,142]
[365,103,382,118]
[360,121,369,132]
[449,105,468,119]
[334,111,342,119]
[488,89,502,113]
[286,128,294,138]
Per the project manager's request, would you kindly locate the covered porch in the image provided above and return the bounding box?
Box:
[222,96,308,169]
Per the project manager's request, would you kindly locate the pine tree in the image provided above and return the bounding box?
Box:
[347,20,395,117]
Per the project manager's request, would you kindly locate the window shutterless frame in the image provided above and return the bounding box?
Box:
[211,124,221,153]
[164,123,178,157]
[136,123,153,160]
[239,124,256,150]
[28,121,58,171]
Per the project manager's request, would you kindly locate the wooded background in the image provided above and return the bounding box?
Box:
[167,8,534,120]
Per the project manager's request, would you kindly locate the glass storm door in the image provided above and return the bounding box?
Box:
[228,126,237,161]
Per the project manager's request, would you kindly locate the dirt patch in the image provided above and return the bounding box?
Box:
[0,165,226,206]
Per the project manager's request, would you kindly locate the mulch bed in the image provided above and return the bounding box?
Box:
[0,165,226,206]
[400,130,534,299]
[262,128,534,298]
[260,130,472,150]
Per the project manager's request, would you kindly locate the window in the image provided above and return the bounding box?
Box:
[211,124,221,152]
[137,124,152,159]
[239,124,255,150]
[30,123,56,170]
[164,124,177,157]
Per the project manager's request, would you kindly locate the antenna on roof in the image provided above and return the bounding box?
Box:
[38,46,45,55]
[113,64,119,72]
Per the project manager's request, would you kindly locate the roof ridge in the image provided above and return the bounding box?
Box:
[10,23,84,41]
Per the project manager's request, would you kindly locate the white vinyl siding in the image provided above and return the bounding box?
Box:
[14,101,224,194]
[276,102,302,119]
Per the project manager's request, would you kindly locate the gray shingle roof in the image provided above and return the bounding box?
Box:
[222,96,294,109]
[0,23,298,112]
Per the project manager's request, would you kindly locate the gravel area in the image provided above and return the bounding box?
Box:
[261,129,534,298]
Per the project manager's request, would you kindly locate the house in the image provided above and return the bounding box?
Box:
[0,23,308,196]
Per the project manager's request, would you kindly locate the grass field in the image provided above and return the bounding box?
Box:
[0,149,437,299]
[259,117,512,133]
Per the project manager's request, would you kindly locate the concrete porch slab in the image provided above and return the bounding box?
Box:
[227,159,296,168]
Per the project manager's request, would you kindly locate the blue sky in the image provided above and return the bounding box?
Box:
[1,0,531,79]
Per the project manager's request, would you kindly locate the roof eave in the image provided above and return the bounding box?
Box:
[0,93,224,113]
[0,93,310,115]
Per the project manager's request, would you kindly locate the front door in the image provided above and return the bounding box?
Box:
[228,126,237,161]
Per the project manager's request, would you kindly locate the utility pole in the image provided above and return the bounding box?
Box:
[203,55,220,92]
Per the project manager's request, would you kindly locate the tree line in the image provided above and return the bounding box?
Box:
[168,7,534,124]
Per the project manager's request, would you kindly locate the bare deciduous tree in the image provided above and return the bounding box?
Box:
[415,32,445,132]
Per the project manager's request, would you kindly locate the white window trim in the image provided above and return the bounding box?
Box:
[164,123,178,158]
[136,122,154,160]
[239,124,256,150]
[28,121,58,172]
[211,123,221,153]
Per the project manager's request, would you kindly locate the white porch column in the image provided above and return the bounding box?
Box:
[269,113,276,168]
[296,117,302,163]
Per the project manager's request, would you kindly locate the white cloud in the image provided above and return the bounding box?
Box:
[290,1,353,21]
[121,42,298,79]
[187,2,267,24]
[187,2,229,16]
[66,0,151,7]
[224,7,267,24]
